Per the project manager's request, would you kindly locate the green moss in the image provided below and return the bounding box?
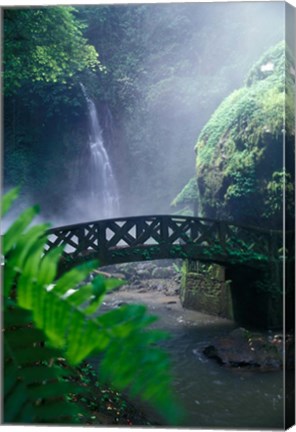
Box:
[194,41,295,227]
[171,177,198,207]
[263,171,294,219]
[246,41,292,88]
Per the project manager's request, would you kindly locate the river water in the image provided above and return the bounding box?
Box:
[99,285,284,429]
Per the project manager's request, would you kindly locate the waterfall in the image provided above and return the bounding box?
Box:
[80,84,120,219]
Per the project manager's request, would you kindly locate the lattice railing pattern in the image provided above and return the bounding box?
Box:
[45,215,283,269]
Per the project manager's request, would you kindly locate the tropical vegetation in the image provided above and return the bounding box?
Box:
[3,3,284,219]
[3,188,182,424]
[183,42,295,229]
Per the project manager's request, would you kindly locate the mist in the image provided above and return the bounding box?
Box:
[3,2,285,228]
[121,2,284,217]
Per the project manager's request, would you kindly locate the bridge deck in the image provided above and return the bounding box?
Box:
[45,215,284,271]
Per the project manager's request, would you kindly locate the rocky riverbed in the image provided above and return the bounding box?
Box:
[100,259,181,296]
[86,260,293,428]
[203,327,294,371]
[99,260,294,372]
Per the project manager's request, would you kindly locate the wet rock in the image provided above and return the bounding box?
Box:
[138,288,148,293]
[129,275,139,283]
[151,267,174,279]
[174,274,182,282]
[137,269,152,279]
[203,328,294,371]
[112,273,126,280]
[110,263,137,278]
[101,261,181,300]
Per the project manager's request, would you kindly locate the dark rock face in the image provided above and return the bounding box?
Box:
[203,327,294,371]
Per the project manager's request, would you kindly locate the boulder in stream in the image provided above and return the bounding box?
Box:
[203,328,294,371]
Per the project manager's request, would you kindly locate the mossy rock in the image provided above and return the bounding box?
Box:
[171,177,199,207]
[194,41,295,228]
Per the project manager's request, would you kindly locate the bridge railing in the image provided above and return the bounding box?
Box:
[45,215,284,268]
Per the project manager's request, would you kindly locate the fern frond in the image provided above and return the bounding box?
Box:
[3,190,183,425]
[3,205,41,255]
[4,306,84,424]
[37,246,64,286]
[1,186,19,217]
[3,224,48,297]
[44,296,181,421]
[52,260,99,295]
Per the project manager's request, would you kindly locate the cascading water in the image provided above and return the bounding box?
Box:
[80,83,120,219]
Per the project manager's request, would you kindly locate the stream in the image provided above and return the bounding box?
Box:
[96,279,284,429]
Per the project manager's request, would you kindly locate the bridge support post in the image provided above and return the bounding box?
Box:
[225,263,284,330]
[180,260,285,329]
[180,260,233,320]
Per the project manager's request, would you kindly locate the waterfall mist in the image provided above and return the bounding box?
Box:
[119,1,284,219]
[3,2,286,229]
[79,83,120,220]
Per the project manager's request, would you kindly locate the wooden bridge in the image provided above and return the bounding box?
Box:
[45,215,284,271]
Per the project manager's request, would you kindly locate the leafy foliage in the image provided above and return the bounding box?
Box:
[3,6,103,212]
[2,189,182,425]
[171,177,199,207]
[4,306,86,424]
[193,41,295,227]
[263,171,295,220]
[3,7,101,94]
[3,3,284,218]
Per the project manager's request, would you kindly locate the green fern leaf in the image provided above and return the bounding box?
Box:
[10,346,60,365]
[3,205,40,255]
[8,224,48,269]
[52,260,98,296]
[43,295,70,348]
[17,236,51,309]
[46,299,71,348]
[27,381,81,400]
[4,363,19,397]
[4,306,84,424]
[64,284,93,308]
[34,400,82,423]
[84,276,125,315]
[4,378,31,423]
[3,191,183,425]
[65,315,93,364]
[1,187,19,217]
[37,245,64,286]
[3,224,48,298]
[31,279,51,330]
[21,365,73,384]
[4,307,32,327]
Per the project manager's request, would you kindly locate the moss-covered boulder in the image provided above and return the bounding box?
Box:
[170,177,199,216]
[194,41,295,228]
